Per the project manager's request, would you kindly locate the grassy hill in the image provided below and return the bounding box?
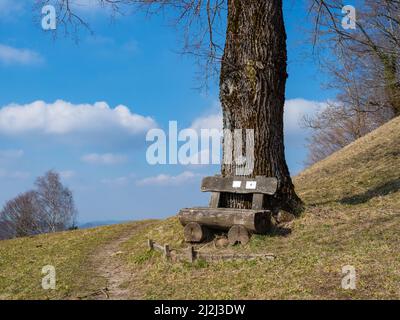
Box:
[0,117,399,300]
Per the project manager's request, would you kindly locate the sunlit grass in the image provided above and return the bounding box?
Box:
[0,117,399,299]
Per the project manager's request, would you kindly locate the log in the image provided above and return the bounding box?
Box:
[148,239,154,250]
[178,208,271,234]
[187,246,195,263]
[164,244,171,259]
[228,225,250,245]
[197,253,276,262]
[183,222,210,243]
[148,240,173,260]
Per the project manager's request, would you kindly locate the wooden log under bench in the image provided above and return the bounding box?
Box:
[178,208,272,234]
[183,222,211,243]
[228,225,250,245]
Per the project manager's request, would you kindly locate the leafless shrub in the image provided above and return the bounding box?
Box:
[0,192,41,239]
[35,170,77,233]
[305,0,400,164]
[0,171,77,240]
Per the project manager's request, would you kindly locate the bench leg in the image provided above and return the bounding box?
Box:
[209,192,221,208]
[252,193,264,210]
[228,225,250,246]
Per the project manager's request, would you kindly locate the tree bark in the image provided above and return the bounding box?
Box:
[220,0,303,214]
[382,53,400,117]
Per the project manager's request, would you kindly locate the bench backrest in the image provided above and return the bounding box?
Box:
[201,176,278,195]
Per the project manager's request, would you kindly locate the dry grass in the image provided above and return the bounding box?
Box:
[295,116,400,207]
[0,117,399,300]
[117,116,400,299]
[0,222,143,300]
[118,206,400,299]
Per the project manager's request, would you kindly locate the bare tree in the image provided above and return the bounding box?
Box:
[302,0,400,164]
[302,101,382,165]
[310,0,400,113]
[35,171,77,233]
[0,191,42,239]
[0,171,77,240]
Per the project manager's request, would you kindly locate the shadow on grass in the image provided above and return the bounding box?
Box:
[340,179,400,205]
[269,226,292,237]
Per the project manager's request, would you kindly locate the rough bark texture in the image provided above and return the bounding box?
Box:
[382,54,400,117]
[220,0,303,214]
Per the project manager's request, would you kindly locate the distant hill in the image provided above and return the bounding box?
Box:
[0,117,399,300]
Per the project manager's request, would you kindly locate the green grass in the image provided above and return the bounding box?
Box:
[0,222,141,300]
[118,207,400,299]
[115,116,400,299]
[0,116,399,300]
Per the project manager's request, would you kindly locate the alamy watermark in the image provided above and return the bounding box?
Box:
[146,121,255,176]
[35,3,356,30]
[342,5,356,30]
[42,265,56,290]
[41,5,57,31]
[36,4,355,32]
[341,265,356,290]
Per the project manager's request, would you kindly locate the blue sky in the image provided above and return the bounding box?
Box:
[0,0,335,223]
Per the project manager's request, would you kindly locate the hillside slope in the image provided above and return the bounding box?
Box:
[0,117,399,300]
[295,116,400,207]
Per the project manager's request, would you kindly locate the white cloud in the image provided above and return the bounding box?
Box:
[186,102,223,167]
[0,149,24,160]
[0,44,43,66]
[59,170,76,179]
[190,98,328,134]
[188,98,329,169]
[0,169,30,179]
[187,148,222,167]
[191,113,223,132]
[82,153,128,165]
[136,171,200,187]
[284,98,328,133]
[101,176,129,186]
[0,100,156,138]
[101,173,136,186]
[190,101,222,132]
[0,0,24,18]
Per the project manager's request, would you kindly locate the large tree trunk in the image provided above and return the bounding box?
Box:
[219,0,303,214]
[382,54,400,117]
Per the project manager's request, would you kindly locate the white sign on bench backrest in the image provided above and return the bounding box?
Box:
[232,181,242,188]
[201,176,278,195]
[246,181,257,190]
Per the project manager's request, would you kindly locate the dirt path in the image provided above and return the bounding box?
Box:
[88,222,152,300]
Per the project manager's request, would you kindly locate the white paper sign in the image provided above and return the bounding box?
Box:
[232,181,242,188]
[246,181,257,190]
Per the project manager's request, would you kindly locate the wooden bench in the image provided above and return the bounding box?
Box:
[178,175,278,245]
